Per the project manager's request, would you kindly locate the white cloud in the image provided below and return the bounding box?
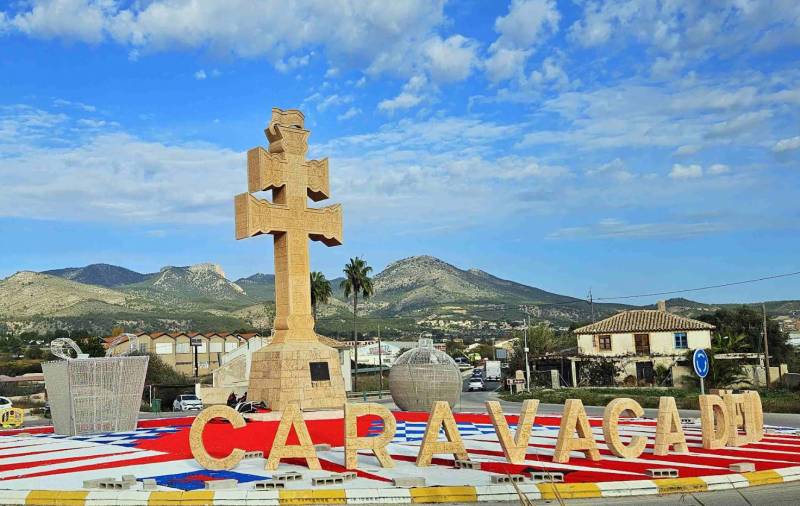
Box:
[194,69,207,80]
[484,48,529,83]
[0,106,241,224]
[423,35,478,83]
[549,218,728,240]
[484,0,560,83]
[378,75,428,113]
[673,144,701,156]
[337,107,361,121]
[669,163,703,179]
[1,0,452,79]
[316,94,353,112]
[275,54,311,73]
[568,0,800,69]
[708,163,730,175]
[773,136,800,153]
[493,0,560,49]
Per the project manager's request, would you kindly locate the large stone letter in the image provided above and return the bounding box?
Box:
[654,397,688,455]
[744,390,764,442]
[699,395,729,449]
[189,405,246,470]
[553,399,600,463]
[602,398,646,458]
[486,399,538,464]
[416,401,468,467]
[722,393,749,447]
[266,403,321,470]
[344,402,396,469]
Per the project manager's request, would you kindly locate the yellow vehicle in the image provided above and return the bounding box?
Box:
[0,408,24,429]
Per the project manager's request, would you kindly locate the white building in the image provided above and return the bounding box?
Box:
[356,342,402,367]
[573,306,714,386]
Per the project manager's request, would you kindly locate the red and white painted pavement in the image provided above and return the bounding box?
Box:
[1,410,799,504]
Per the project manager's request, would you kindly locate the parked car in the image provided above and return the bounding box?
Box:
[471,368,483,378]
[0,397,12,411]
[173,394,203,412]
[467,378,485,391]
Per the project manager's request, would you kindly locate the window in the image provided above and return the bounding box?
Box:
[598,334,612,351]
[225,342,238,352]
[634,334,650,355]
[155,342,172,355]
[209,341,223,353]
[196,340,207,353]
[176,342,190,354]
[674,332,688,349]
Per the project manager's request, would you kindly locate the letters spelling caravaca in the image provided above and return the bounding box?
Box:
[189,392,765,471]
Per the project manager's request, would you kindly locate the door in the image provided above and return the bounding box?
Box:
[636,361,654,383]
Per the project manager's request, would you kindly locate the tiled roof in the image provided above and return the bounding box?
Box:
[574,310,715,334]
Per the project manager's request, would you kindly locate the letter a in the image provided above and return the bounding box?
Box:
[416,401,468,467]
[698,395,729,449]
[486,399,538,464]
[553,399,600,463]
[344,402,396,469]
[654,397,688,455]
[602,398,646,458]
[266,403,321,470]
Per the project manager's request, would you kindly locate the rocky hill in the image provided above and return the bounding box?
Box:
[121,263,246,303]
[369,255,580,312]
[0,271,151,318]
[235,273,275,301]
[43,263,151,287]
[0,255,795,336]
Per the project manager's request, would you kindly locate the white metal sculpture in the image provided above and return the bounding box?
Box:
[388,338,462,412]
[50,337,88,360]
[42,335,149,435]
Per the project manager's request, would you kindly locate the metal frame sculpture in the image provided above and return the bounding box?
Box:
[389,338,462,412]
[42,337,149,435]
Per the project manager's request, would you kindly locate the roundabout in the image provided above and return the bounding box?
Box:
[1,406,799,504]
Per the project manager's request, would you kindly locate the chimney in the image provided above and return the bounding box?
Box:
[657,300,667,312]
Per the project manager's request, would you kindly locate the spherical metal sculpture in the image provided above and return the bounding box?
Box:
[389,338,462,412]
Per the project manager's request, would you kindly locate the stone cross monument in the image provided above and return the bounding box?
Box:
[235,108,346,411]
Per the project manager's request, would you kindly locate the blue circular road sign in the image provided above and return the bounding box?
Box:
[693,349,710,378]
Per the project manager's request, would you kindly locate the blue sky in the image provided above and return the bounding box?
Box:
[0,0,798,304]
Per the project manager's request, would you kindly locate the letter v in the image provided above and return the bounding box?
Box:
[486,399,539,464]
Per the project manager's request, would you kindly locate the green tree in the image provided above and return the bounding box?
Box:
[445,340,466,359]
[686,333,750,389]
[24,345,43,360]
[72,333,106,357]
[310,271,333,323]
[341,257,374,390]
[697,306,792,363]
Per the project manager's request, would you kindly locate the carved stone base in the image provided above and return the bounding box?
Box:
[248,337,346,411]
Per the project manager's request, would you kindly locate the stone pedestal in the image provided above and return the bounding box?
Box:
[248,336,346,411]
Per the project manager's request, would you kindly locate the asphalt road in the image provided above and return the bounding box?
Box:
[447,480,800,505]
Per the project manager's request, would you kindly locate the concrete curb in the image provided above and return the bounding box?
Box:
[2,466,799,505]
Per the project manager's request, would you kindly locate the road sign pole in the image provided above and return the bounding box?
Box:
[700,376,704,396]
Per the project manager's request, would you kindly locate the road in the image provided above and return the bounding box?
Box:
[449,480,800,505]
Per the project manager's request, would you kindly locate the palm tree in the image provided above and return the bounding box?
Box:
[341,257,374,390]
[310,271,332,323]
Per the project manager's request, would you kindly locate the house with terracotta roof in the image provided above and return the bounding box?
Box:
[573,301,714,386]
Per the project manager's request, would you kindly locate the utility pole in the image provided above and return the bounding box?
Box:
[763,303,771,389]
[377,324,383,396]
[588,288,595,322]
[522,306,531,392]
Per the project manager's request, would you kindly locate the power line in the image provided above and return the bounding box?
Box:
[593,270,800,302]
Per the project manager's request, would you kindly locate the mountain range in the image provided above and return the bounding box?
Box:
[2,255,796,337]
